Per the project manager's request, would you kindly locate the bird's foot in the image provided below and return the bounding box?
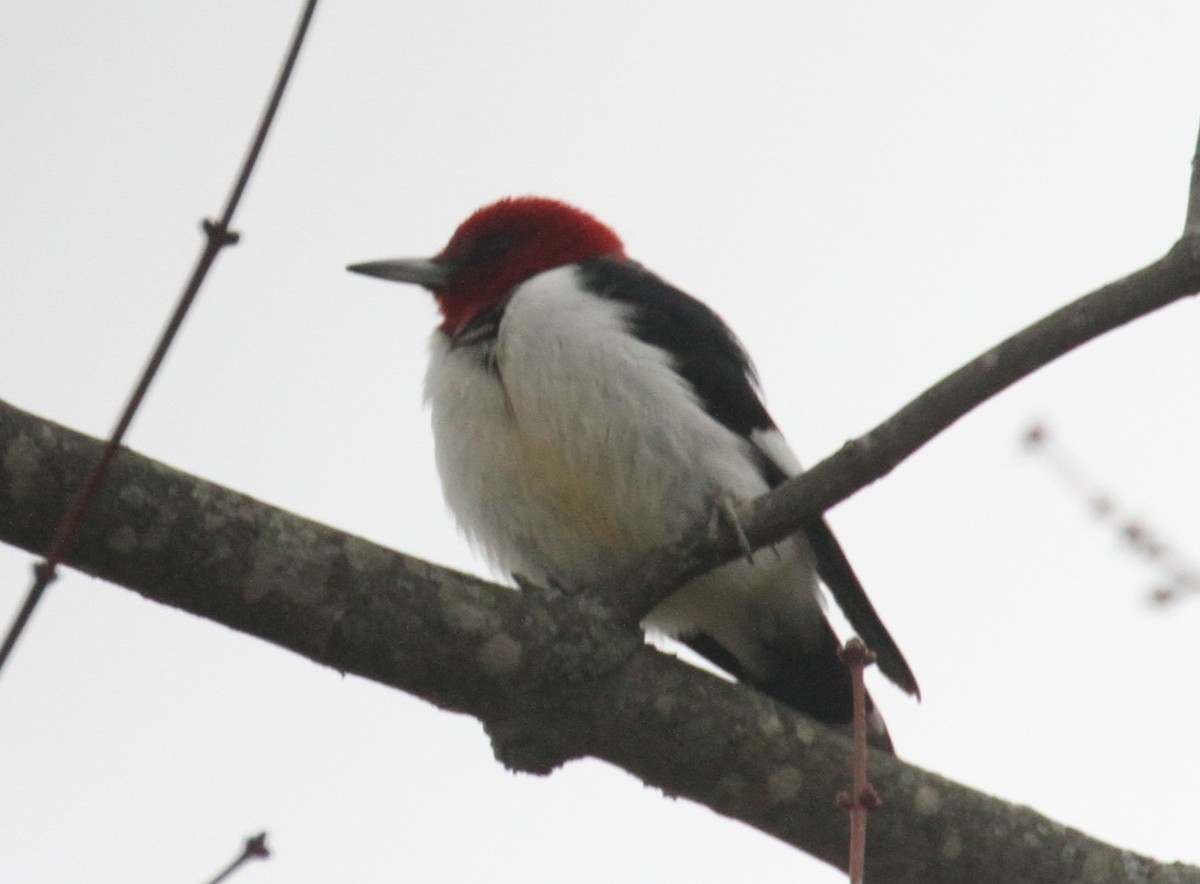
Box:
[715,496,755,565]
[513,572,567,597]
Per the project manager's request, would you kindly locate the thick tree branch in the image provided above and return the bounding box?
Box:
[1,398,1198,883]
[5,119,1200,882]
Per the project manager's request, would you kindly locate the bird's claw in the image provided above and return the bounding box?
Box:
[513,572,567,597]
[717,497,755,565]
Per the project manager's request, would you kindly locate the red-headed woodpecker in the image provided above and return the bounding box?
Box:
[349,197,917,750]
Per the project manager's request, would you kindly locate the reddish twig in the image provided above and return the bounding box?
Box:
[837,639,881,884]
[0,0,320,679]
[204,832,270,884]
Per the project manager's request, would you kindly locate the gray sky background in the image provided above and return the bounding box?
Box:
[3,3,1200,881]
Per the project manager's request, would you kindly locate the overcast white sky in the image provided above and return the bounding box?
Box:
[3,3,1200,882]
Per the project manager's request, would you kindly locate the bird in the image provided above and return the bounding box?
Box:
[348,196,917,751]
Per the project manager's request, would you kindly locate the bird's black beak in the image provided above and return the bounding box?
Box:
[346,257,450,290]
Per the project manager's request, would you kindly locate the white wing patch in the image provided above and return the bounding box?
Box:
[751,426,803,479]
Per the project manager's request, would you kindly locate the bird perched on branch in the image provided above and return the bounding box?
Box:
[349,197,917,750]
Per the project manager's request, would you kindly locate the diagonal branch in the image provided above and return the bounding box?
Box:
[4,113,1200,884]
[0,0,321,677]
[1,397,1198,883]
[602,124,1200,627]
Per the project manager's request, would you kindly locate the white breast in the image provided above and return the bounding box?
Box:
[424,264,825,674]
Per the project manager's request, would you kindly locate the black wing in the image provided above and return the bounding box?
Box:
[578,257,919,697]
[577,256,773,438]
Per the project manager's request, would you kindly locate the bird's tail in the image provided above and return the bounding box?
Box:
[682,621,894,753]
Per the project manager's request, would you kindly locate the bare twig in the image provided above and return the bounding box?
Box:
[1023,422,1200,605]
[1185,122,1200,235]
[0,0,320,679]
[837,639,881,884]
[204,832,270,884]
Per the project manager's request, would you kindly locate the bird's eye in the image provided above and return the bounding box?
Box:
[465,232,519,266]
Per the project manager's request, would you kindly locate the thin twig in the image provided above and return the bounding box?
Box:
[1023,422,1199,605]
[837,639,881,884]
[204,832,270,884]
[0,0,320,679]
[1185,122,1200,235]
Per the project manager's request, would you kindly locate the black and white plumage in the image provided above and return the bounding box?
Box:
[349,197,917,751]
